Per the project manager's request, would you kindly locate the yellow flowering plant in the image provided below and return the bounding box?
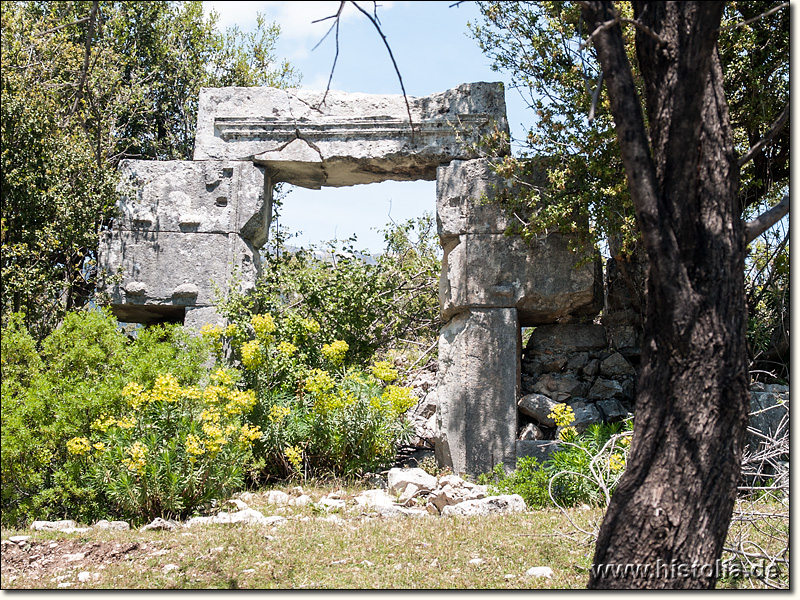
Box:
[87,370,260,522]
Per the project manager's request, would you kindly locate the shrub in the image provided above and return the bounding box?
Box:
[0,309,212,527]
[84,370,258,522]
[482,405,632,509]
[213,311,417,479]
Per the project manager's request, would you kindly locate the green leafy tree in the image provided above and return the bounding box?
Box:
[1,1,298,338]
[470,1,789,377]
[467,0,788,589]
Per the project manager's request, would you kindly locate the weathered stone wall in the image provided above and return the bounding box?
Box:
[98,160,269,326]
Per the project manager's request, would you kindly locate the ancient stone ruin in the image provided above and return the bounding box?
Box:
[99,82,628,476]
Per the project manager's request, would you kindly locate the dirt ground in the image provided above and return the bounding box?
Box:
[2,537,155,587]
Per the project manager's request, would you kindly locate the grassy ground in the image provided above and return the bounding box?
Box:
[0,482,788,590]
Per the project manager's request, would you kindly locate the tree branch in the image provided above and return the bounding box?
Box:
[737,102,789,168]
[36,15,90,37]
[718,2,789,31]
[349,2,414,131]
[745,195,789,244]
[63,1,98,124]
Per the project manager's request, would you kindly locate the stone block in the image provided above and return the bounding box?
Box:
[436,158,516,237]
[194,83,509,188]
[99,230,260,323]
[526,323,608,353]
[515,440,560,464]
[440,233,602,325]
[518,393,559,427]
[435,308,519,475]
[114,160,268,245]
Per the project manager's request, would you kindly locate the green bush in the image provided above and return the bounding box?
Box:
[207,312,417,480]
[482,406,632,509]
[0,309,212,527]
[83,370,259,522]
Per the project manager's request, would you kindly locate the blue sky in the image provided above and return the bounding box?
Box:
[202,1,531,253]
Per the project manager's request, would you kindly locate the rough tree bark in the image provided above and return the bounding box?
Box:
[581,1,750,589]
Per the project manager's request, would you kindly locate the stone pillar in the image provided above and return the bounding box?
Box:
[435,308,520,475]
[434,158,603,475]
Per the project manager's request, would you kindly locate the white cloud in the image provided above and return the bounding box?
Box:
[203,2,396,42]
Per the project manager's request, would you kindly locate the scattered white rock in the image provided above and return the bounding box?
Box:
[242,568,255,574]
[62,527,91,534]
[239,492,255,503]
[57,582,74,588]
[525,566,554,578]
[64,552,86,562]
[31,519,76,531]
[289,494,313,507]
[373,505,428,518]
[93,520,130,531]
[265,490,291,505]
[319,498,345,512]
[77,571,92,583]
[9,535,31,544]
[227,498,249,511]
[468,558,485,566]
[398,482,421,505]
[140,518,179,532]
[387,467,438,495]
[163,564,180,573]
[354,489,395,509]
[183,516,215,528]
[440,494,526,517]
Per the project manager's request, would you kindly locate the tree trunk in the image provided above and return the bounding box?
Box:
[582,2,750,589]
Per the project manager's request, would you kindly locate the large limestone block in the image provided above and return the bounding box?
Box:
[114,160,268,245]
[435,308,519,475]
[99,230,260,322]
[440,233,602,325]
[436,158,516,236]
[193,83,509,188]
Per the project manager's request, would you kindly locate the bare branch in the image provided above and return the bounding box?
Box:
[718,2,789,31]
[62,1,98,125]
[36,15,90,37]
[581,7,667,50]
[745,195,790,244]
[737,102,789,168]
[349,2,415,131]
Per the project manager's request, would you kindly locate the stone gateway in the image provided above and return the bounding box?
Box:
[99,82,604,475]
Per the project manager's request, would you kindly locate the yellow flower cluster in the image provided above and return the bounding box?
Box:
[305,369,335,395]
[284,445,303,472]
[558,426,578,442]
[252,314,277,340]
[239,424,262,444]
[302,317,320,334]
[608,453,626,472]
[186,433,204,459]
[382,385,417,415]
[92,414,118,433]
[321,340,349,366]
[200,323,224,355]
[152,373,182,403]
[370,360,398,382]
[66,437,91,456]
[210,369,235,387]
[548,403,576,428]
[122,441,147,475]
[240,339,263,370]
[277,341,297,358]
[268,405,291,423]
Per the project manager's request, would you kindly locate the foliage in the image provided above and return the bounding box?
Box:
[1,1,298,338]
[0,309,211,527]
[470,1,789,255]
[83,370,259,522]
[204,312,417,480]
[219,214,441,368]
[482,405,632,509]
